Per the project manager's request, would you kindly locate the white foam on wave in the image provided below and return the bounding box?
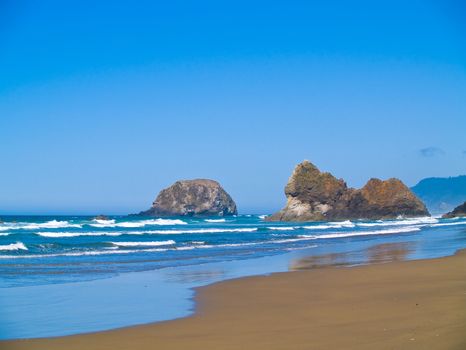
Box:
[92,219,116,225]
[89,218,187,228]
[0,247,173,259]
[0,220,82,231]
[267,226,296,231]
[258,215,268,219]
[301,226,421,240]
[0,234,321,259]
[174,246,198,250]
[146,228,258,235]
[212,242,260,248]
[357,216,438,227]
[0,242,28,251]
[270,237,317,244]
[180,238,317,249]
[24,220,82,229]
[430,220,466,227]
[35,227,258,238]
[110,240,176,247]
[186,237,319,248]
[0,241,255,258]
[137,218,188,226]
[303,220,355,230]
[2,223,421,259]
[285,244,319,251]
[176,241,266,250]
[37,231,123,238]
[204,219,227,223]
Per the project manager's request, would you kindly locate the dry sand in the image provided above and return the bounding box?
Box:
[2,250,465,350]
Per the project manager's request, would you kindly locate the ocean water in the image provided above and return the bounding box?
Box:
[0,214,465,339]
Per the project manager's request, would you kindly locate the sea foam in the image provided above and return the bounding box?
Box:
[0,242,28,251]
[357,216,438,227]
[110,240,176,247]
[302,226,421,240]
[35,227,258,238]
[302,220,355,230]
[37,231,123,238]
[430,220,466,227]
[0,247,174,259]
[139,228,258,235]
[0,220,82,231]
[89,218,187,228]
[267,226,296,231]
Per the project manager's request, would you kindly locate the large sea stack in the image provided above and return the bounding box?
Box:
[267,161,429,222]
[442,202,466,219]
[139,179,237,217]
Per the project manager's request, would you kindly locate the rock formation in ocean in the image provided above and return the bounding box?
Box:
[267,161,429,222]
[93,215,110,221]
[139,179,237,217]
[442,201,466,219]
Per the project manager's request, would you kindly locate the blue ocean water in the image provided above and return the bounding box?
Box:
[0,214,465,339]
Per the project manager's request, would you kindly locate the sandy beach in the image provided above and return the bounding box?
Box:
[3,250,465,350]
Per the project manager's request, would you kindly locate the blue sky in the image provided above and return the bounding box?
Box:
[1,0,465,214]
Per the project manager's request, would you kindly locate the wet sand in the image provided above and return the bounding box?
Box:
[3,250,465,350]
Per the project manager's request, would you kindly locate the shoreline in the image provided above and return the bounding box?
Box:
[3,249,465,350]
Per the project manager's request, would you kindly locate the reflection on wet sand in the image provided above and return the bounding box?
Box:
[164,268,226,283]
[290,242,415,270]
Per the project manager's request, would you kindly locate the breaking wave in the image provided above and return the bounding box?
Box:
[0,242,28,251]
[302,226,421,240]
[430,219,466,227]
[35,227,258,238]
[0,220,82,231]
[88,218,187,228]
[267,226,296,231]
[302,220,356,230]
[356,217,438,227]
[110,240,176,247]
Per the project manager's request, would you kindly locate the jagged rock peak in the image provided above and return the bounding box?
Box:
[267,161,429,222]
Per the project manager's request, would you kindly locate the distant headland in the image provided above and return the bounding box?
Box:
[411,175,466,215]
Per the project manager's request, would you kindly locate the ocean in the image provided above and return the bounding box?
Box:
[0,214,465,339]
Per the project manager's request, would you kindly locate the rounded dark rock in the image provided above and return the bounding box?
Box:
[139,179,237,217]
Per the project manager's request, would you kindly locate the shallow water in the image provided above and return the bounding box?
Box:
[0,215,465,339]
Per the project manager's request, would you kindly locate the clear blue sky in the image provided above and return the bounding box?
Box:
[1,0,465,215]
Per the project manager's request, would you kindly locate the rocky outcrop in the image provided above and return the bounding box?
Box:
[138,179,237,217]
[93,215,110,221]
[442,202,466,219]
[267,161,429,221]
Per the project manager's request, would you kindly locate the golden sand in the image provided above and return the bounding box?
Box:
[3,250,465,350]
